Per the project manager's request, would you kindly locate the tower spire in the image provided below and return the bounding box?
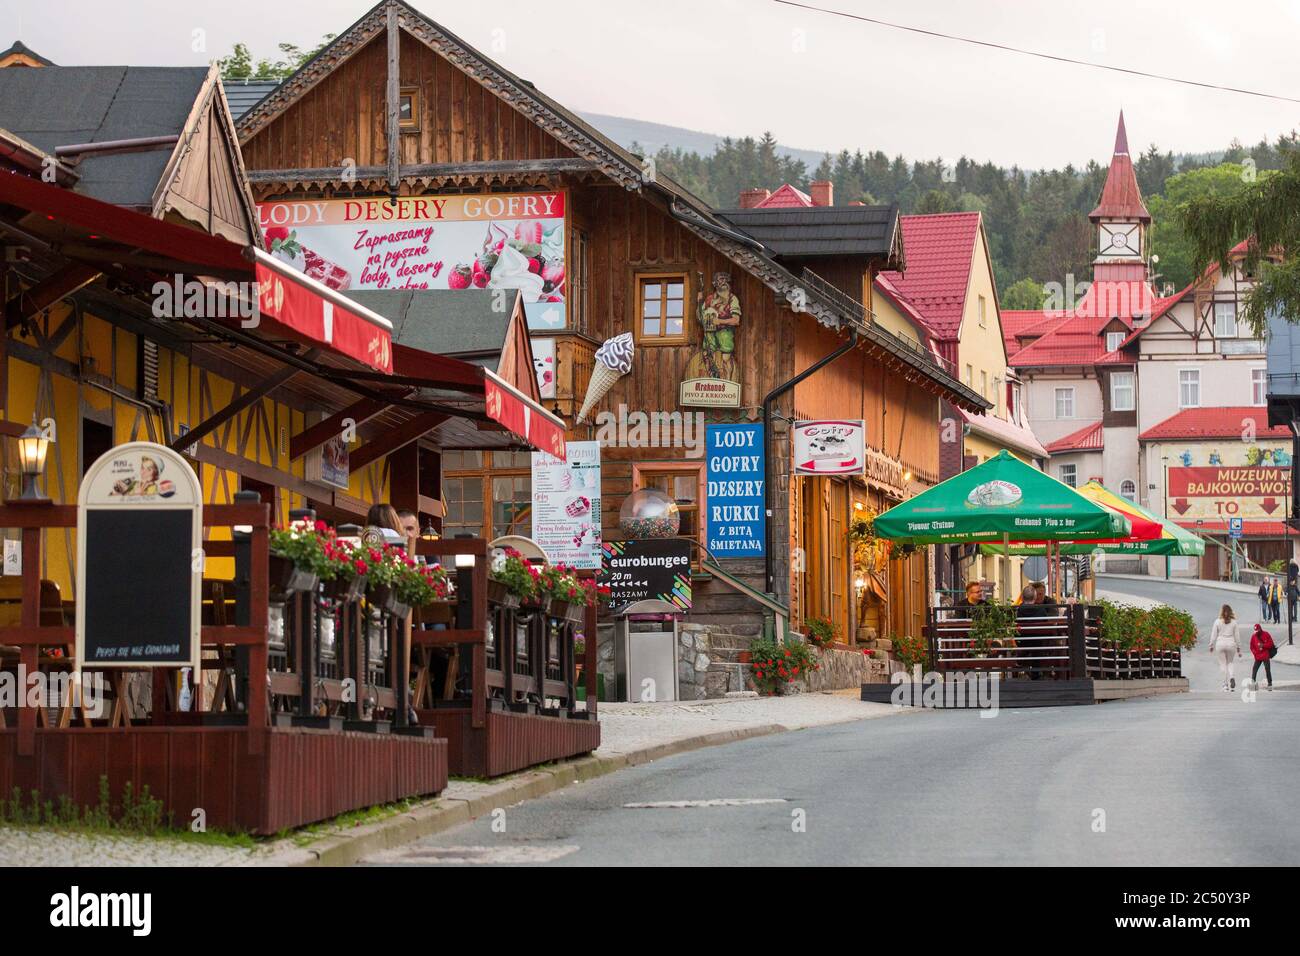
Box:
[1114,110,1129,156]
[1089,111,1149,222]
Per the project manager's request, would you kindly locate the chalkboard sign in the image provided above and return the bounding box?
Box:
[600,538,692,613]
[76,442,202,669]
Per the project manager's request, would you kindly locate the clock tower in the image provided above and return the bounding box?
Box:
[1089,112,1151,282]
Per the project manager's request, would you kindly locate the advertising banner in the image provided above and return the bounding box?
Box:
[705,423,765,557]
[531,440,601,568]
[600,538,692,612]
[258,192,567,330]
[792,420,866,476]
[1167,466,1291,519]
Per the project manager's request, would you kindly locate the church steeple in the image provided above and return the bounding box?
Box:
[1089,111,1150,223]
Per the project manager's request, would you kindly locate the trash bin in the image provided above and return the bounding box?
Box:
[613,600,681,702]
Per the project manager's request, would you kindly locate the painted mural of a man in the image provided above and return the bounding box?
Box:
[685,271,741,382]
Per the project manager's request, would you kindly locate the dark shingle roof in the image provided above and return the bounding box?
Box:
[0,41,55,66]
[716,204,900,259]
[0,66,207,206]
[344,290,515,365]
[221,78,281,121]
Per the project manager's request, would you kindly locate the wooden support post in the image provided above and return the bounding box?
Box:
[17,525,40,755]
[171,357,313,453]
[247,521,268,751]
[472,557,487,729]
[1068,603,1086,679]
[583,597,597,715]
[386,4,400,191]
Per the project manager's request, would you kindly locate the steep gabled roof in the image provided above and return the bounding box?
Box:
[0,41,54,68]
[1140,407,1290,441]
[229,1,987,411]
[755,183,812,207]
[877,212,983,341]
[1045,421,1104,454]
[1089,112,1150,222]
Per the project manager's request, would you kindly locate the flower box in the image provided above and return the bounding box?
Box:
[268,554,318,596]
[323,574,366,603]
[487,578,521,608]
[547,598,587,624]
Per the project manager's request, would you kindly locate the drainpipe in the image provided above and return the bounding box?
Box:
[667,200,766,253]
[762,328,860,594]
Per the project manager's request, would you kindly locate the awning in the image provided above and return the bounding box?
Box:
[0,168,566,456]
[0,168,392,371]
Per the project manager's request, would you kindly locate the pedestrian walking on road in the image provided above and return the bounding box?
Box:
[1268,578,1283,624]
[1249,623,1277,691]
[1259,579,1271,619]
[1208,604,1242,692]
[1288,580,1299,624]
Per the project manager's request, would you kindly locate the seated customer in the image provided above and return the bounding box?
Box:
[1033,582,1060,616]
[954,581,986,611]
[1017,584,1046,617]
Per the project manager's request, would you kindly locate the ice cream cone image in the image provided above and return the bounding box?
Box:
[577,362,624,423]
[577,332,635,423]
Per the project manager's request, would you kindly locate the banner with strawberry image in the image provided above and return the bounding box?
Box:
[258,192,567,331]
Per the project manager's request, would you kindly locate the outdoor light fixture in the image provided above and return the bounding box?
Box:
[16,420,50,501]
[454,533,476,629]
[903,470,913,482]
[232,489,261,535]
[420,520,440,541]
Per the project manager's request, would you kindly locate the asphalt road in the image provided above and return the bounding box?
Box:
[365,576,1300,866]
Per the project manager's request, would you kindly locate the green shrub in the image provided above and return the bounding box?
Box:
[748,637,820,694]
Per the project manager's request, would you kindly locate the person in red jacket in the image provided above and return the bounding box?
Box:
[1249,623,1276,691]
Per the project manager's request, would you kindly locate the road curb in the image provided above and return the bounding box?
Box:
[266,721,792,866]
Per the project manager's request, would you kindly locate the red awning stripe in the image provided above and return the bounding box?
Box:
[484,369,566,460]
[251,249,392,373]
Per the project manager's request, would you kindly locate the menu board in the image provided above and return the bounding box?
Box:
[531,440,601,569]
[258,192,568,331]
[705,423,765,557]
[76,442,202,669]
[600,539,692,613]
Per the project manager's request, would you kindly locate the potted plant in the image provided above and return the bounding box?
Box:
[538,564,588,623]
[804,615,837,649]
[358,545,405,614]
[746,636,820,696]
[319,534,368,603]
[394,559,454,611]
[268,520,330,595]
[967,602,1016,658]
[487,547,538,607]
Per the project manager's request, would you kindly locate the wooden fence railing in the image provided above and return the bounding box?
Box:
[927,603,1182,681]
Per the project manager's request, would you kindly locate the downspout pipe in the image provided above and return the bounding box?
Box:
[762,328,860,594]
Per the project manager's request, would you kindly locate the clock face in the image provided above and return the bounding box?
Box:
[1099,223,1141,259]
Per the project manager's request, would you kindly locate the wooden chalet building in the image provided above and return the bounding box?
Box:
[229,0,986,696]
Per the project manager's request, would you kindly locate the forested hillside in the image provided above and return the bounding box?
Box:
[642,131,1299,301]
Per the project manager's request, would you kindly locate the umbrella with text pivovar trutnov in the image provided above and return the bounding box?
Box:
[871,449,1130,546]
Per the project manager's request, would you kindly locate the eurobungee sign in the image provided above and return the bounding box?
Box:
[705,423,764,558]
[75,442,203,672]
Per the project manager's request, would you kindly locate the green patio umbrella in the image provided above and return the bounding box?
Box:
[977,480,1204,557]
[873,450,1130,545]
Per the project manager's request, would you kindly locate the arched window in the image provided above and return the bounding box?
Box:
[1120,479,1137,502]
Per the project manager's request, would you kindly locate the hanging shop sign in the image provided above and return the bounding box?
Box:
[258,191,568,331]
[792,420,866,476]
[600,538,692,612]
[865,447,907,498]
[705,423,765,558]
[76,442,202,670]
[306,431,350,490]
[531,440,602,569]
[680,271,742,408]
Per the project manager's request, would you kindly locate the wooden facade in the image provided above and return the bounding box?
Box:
[235,0,985,672]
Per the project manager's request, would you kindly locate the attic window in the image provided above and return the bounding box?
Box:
[398,87,419,131]
[1106,331,1124,352]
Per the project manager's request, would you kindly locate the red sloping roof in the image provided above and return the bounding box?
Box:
[1089,112,1150,221]
[756,183,813,207]
[958,406,1049,459]
[1139,407,1291,441]
[1044,421,1104,453]
[1007,277,1166,366]
[1176,520,1299,539]
[877,212,982,341]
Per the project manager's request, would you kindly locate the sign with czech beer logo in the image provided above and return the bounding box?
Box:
[792,420,866,476]
[76,442,203,670]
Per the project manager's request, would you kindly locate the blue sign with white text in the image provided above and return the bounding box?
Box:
[705,423,765,558]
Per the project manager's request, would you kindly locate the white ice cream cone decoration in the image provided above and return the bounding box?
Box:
[577,332,634,423]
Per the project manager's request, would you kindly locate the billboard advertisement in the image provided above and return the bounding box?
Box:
[257,192,567,330]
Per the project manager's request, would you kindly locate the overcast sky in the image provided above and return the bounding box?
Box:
[12,0,1300,169]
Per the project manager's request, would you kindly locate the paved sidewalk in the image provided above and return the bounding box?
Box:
[1098,572,1258,595]
[0,691,900,866]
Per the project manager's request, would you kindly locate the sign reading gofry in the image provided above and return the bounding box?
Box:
[792,420,866,475]
[76,442,202,670]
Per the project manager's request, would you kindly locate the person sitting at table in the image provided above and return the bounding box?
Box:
[1032,581,1060,616]
[955,581,986,612]
[1017,584,1046,617]
[364,503,406,547]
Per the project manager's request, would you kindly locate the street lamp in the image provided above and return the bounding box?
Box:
[16,420,51,502]
[1161,453,1170,581]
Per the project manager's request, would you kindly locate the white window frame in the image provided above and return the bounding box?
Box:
[1054,386,1075,420]
[1119,479,1137,502]
[978,295,987,328]
[1178,368,1201,409]
[1214,301,1238,338]
[1106,331,1124,353]
[1110,371,1135,411]
[1058,463,1077,487]
[1252,367,1267,406]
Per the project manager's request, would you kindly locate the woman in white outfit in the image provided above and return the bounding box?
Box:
[1208,604,1241,692]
